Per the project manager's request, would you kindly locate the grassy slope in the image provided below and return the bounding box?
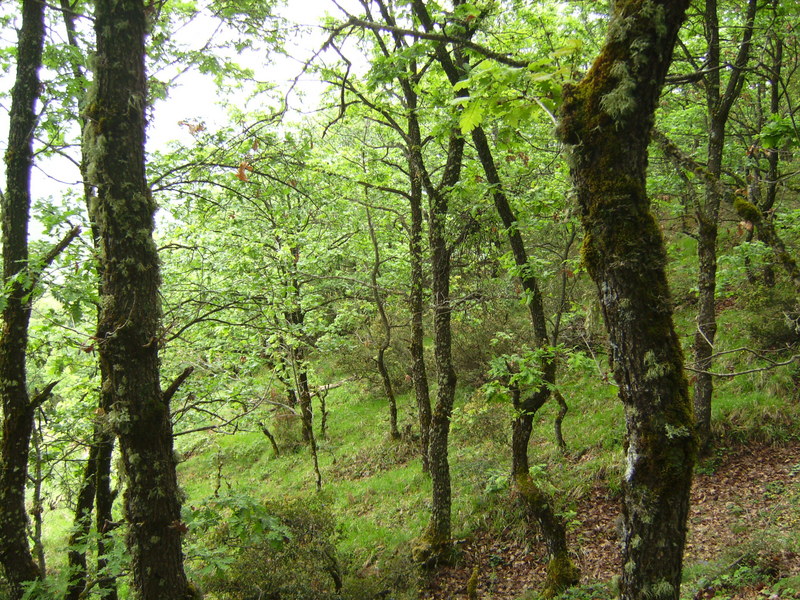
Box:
[176,279,800,599]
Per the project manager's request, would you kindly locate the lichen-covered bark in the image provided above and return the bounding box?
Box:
[85,0,189,597]
[420,129,464,562]
[557,2,696,599]
[0,0,46,595]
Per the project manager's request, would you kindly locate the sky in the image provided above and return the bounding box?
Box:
[0,0,360,224]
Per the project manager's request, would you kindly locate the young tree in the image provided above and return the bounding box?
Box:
[556,2,697,599]
[692,0,758,452]
[83,0,190,597]
[410,0,580,589]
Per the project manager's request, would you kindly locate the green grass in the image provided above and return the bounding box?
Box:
[30,281,796,600]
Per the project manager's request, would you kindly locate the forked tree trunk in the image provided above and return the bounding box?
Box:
[366,207,401,440]
[694,0,757,453]
[557,2,696,599]
[84,0,190,597]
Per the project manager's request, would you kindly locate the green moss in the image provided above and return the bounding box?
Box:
[643,579,674,600]
[467,565,479,600]
[544,553,580,598]
[600,61,637,122]
[733,196,761,223]
[410,528,452,568]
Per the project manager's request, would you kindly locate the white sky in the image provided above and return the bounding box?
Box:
[0,0,361,220]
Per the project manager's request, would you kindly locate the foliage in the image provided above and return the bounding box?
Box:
[1,0,800,597]
[186,494,341,600]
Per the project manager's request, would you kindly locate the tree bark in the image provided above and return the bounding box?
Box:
[366,207,401,440]
[65,443,98,600]
[85,1,189,597]
[407,107,432,474]
[0,0,46,595]
[694,0,757,452]
[557,2,696,599]
[412,129,464,566]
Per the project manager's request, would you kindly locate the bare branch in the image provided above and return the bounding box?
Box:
[346,16,529,68]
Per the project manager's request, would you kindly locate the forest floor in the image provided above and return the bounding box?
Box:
[422,441,800,600]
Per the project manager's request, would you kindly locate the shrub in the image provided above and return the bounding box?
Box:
[186,494,342,600]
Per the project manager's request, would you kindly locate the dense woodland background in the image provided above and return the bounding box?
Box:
[0,0,799,599]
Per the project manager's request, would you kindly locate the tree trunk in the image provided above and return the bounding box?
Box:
[412,131,463,566]
[65,442,98,600]
[29,421,45,575]
[85,1,189,597]
[406,88,432,474]
[557,2,696,599]
[469,126,578,593]
[0,0,46,595]
[94,368,119,600]
[366,207,401,440]
[694,0,758,453]
[510,385,578,596]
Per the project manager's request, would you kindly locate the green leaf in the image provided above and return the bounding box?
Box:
[459,101,484,134]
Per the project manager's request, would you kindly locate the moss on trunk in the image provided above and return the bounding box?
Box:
[557,2,696,599]
[86,1,190,598]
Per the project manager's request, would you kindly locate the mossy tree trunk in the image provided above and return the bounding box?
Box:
[417,128,464,564]
[60,6,120,595]
[557,2,696,600]
[0,0,46,595]
[85,0,190,597]
[694,0,757,453]
[510,387,579,597]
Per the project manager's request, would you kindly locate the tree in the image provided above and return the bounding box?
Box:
[556,1,696,599]
[83,0,190,597]
[691,0,758,452]
[0,1,47,595]
[410,0,580,590]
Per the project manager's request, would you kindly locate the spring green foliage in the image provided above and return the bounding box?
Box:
[1,0,799,597]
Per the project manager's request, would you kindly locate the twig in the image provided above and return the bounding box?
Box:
[684,355,800,378]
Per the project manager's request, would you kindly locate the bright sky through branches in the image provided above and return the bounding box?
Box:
[0,0,358,235]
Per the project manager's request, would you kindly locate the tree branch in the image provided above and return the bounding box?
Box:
[29,225,81,291]
[345,16,529,68]
[162,366,194,404]
[31,381,59,408]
